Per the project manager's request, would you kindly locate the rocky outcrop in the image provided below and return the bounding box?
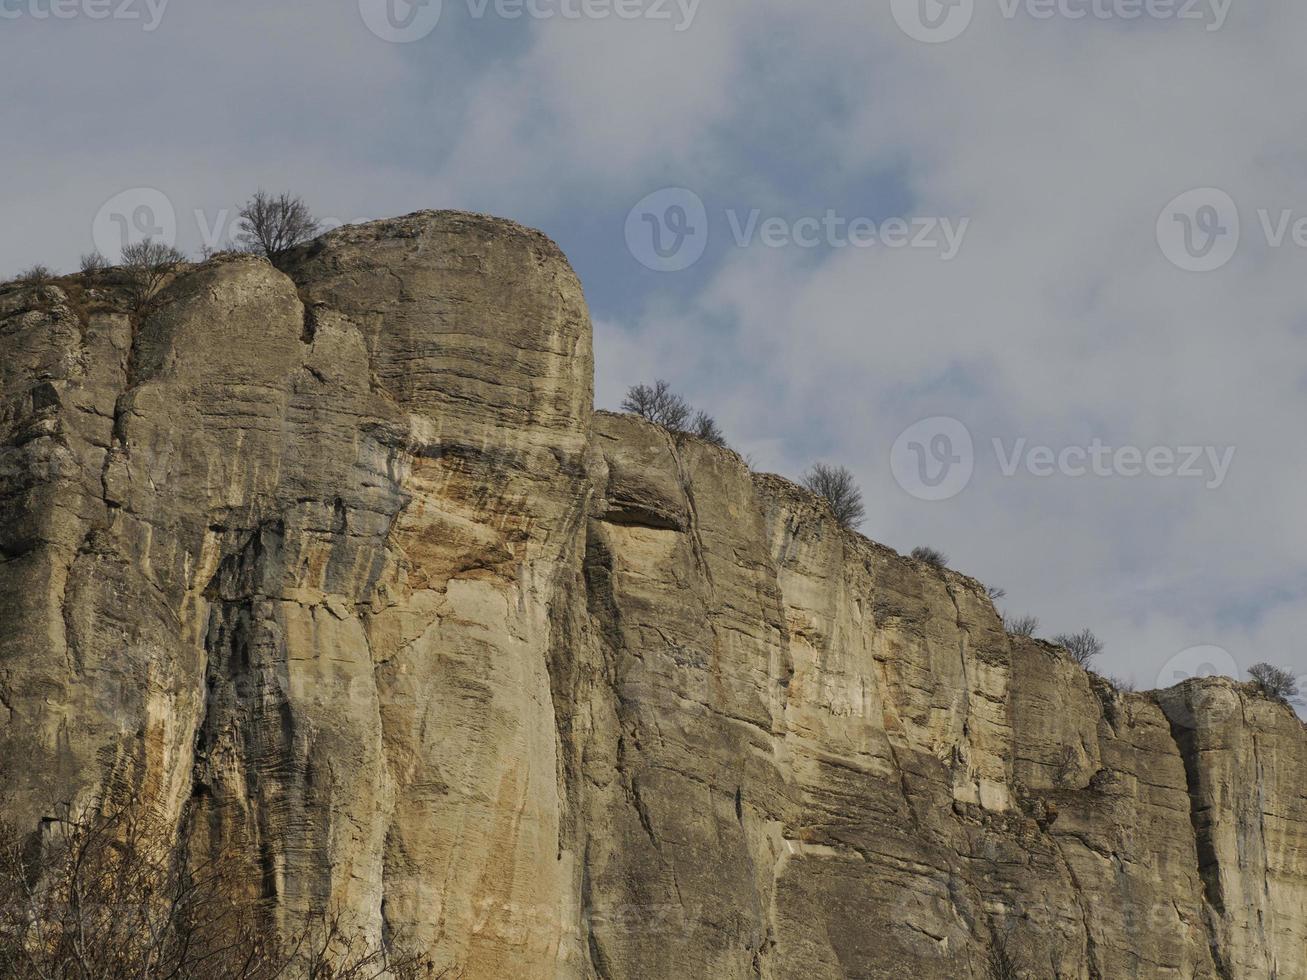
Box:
[1,211,1303,978]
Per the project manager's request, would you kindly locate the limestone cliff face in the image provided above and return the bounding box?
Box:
[0,211,1303,979]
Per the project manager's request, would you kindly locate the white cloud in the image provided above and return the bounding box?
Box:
[591,5,1307,690]
[3,0,1305,697]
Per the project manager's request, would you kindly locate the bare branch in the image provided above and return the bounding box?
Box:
[1052,628,1103,668]
[237,191,320,264]
[911,546,949,569]
[121,239,187,314]
[1248,663,1301,705]
[1004,614,1040,638]
[0,788,436,979]
[802,463,866,530]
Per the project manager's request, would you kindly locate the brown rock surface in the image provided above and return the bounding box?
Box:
[1,211,1303,978]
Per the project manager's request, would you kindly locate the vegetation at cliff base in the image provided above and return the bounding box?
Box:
[0,793,437,979]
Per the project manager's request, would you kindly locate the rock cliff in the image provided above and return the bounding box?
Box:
[0,211,1303,978]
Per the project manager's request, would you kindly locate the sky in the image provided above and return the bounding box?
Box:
[2,0,1305,703]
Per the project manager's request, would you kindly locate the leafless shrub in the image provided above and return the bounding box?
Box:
[802,463,866,530]
[0,800,266,978]
[1004,614,1039,638]
[987,930,1021,979]
[1053,745,1079,785]
[911,546,949,568]
[121,238,187,313]
[1248,663,1301,705]
[690,410,727,447]
[237,190,321,264]
[623,380,692,432]
[1105,675,1136,692]
[622,381,730,448]
[0,794,437,979]
[17,265,55,287]
[80,251,110,275]
[985,586,1007,602]
[286,912,439,980]
[199,245,245,262]
[1053,628,1103,668]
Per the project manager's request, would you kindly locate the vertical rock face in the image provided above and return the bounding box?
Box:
[0,211,1303,979]
[0,213,594,976]
[1157,681,1307,979]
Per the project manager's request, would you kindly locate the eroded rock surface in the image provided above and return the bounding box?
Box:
[1,211,1303,978]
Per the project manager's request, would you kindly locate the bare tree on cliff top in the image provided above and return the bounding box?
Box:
[1248,663,1301,705]
[621,381,731,448]
[1004,614,1039,638]
[237,190,320,264]
[1053,628,1104,668]
[690,410,727,448]
[16,264,55,287]
[121,238,186,312]
[623,380,693,432]
[803,463,866,530]
[911,546,949,568]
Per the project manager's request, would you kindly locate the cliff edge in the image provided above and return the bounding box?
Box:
[0,212,1303,978]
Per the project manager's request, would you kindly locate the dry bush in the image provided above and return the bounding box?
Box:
[0,795,437,979]
[622,381,729,449]
[802,463,866,530]
[987,930,1021,979]
[1004,614,1039,638]
[985,586,1007,602]
[911,546,949,568]
[622,380,692,431]
[1248,663,1301,705]
[17,265,56,287]
[690,410,727,448]
[1053,628,1103,668]
[1053,745,1079,785]
[121,238,187,314]
[80,252,110,275]
[237,191,320,264]
[284,913,438,980]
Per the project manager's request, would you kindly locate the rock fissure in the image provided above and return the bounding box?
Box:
[1,212,1303,979]
[1051,836,1104,980]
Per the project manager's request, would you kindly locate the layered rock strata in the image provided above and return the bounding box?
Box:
[0,211,1302,978]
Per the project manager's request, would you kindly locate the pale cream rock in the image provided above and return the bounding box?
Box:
[1,213,1303,979]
